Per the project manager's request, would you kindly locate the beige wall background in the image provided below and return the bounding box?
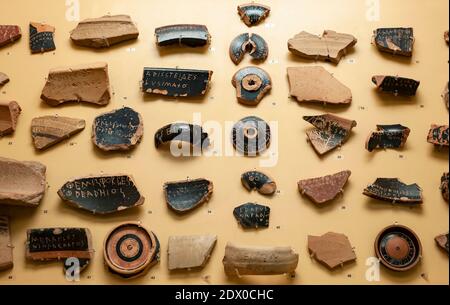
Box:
[0,0,448,285]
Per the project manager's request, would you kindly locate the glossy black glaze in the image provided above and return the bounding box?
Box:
[373,76,419,96]
[427,125,449,146]
[155,24,210,47]
[142,68,212,97]
[374,28,414,56]
[232,66,271,105]
[164,179,213,213]
[154,123,209,149]
[93,107,142,149]
[364,178,422,204]
[241,171,276,195]
[232,116,271,156]
[366,124,410,152]
[233,203,270,229]
[29,24,55,53]
[229,33,268,64]
[238,4,270,26]
[58,175,143,214]
[27,228,90,253]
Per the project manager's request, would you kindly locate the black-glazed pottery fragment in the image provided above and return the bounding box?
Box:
[232,116,271,156]
[233,203,270,229]
[366,124,410,152]
[229,33,268,65]
[237,3,271,27]
[373,28,414,57]
[154,123,209,149]
[164,179,213,213]
[155,24,210,47]
[241,171,277,195]
[427,125,449,147]
[232,66,271,106]
[363,178,423,204]
[372,75,420,96]
[29,22,55,53]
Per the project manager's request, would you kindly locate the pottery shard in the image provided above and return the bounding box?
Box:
[441,172,449,202]
[237,3,271,27]
[0,25,21,48]
[435,233,449,254]
[303,114,357,155]
[298,170,351,205]
[287,66,352,105]
[308,232,356,269]
[31,116,85,150]
[442,82,449,109]
[372,75,420,96]
[365,124,411,152]
[168,235,217,271]
[0,216,13,271]
[363,178,423,204]
[0,157,46,207]
[223,243,299,277]
[164,179,213,213]
[0,72,9,86]
[92,107,143,151]
[70,15,139,48]
[288,30,357,63]
[427,125,449,147]
[445,31,449,44]
[58,175,144,214]
[41,62,111,106]
[29,22,56,53]
[0,101,21,136]
[241,171,277,195]
[373,28,414,57]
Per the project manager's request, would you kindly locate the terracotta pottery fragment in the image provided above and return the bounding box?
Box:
[232,116,271,156]
[372,75,419,96]
[0,101,21,136]
[0,25,21,48]
[441,172,449,202]
[229,33,268,65]
[435,233,449,254]
[167,235,217,271]
[308,232,356,269]
[155,24,210,47]
[41,62,111,106]
[443,82,449,109]
[288,30,357,63]
[0,157,46,207]
[298,170,351,205]
[26,228,94,272]
[70,15,139,48]
[142,68,212,97]
[154,123,210,149]
[0,72,9,86]
[241,170,277,195]
[164,179,213,213]
[223,243,299,277]
[233,203,270,229]
[232,66,271,106]
[237,3,271,27]
[427,125,449,147]
[445,31,449,44]
[374,225,422,272]
[104,222,160,279]
[31,116,85,150]
[58,175,144,215]
[287,66,352,105]
[363,178,422,204]
[373,28,414,57]
[0,216,13,271]
[92,107,143,151]
[365,124,410,152]
[303,114,357,155]
[29,22,55,53]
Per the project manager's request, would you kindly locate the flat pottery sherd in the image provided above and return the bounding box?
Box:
[0,25,21,48]
[427,125,449,147]
[241,170,277,195]
[31,116,85,150]
[233,203,270,229]
[372,75,419,96]
[298,170,351,205]
[58,175,144,215]
[92,107,143,151]
[308,232,356,269]
[366,124,410,152]
[154,123,210,149]
[237,3,271,27]
[155,24,210,47]
[0,157,46,207]
[373,28,414,57]
[164,179,213,213]
[168,235,217,271]
[435,233,449,254]
[29,22,55,53]
[0,101,21,136]
[441,172,449,202]
[364,178,423,204]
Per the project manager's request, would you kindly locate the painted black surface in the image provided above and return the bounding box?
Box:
[94,107,141,147]
[154,123,209,149]
[367,124,410,151]
[373,76,419,96]
[155,25,210,47]
[303,115,350,150]
[164,179,212,213]
[429,125,449,146]
[233,67,271,105]
[29,24,55,53]
[58,175,142,214]
[28,228,89,253]
[239,5,270,26]
[142,68,211,97]
[233,203,270,229]
[374,28,414,56]
[241,171,275,194]
[229,33,268,64]
[232,116,271,155]
[364,178,422,203]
